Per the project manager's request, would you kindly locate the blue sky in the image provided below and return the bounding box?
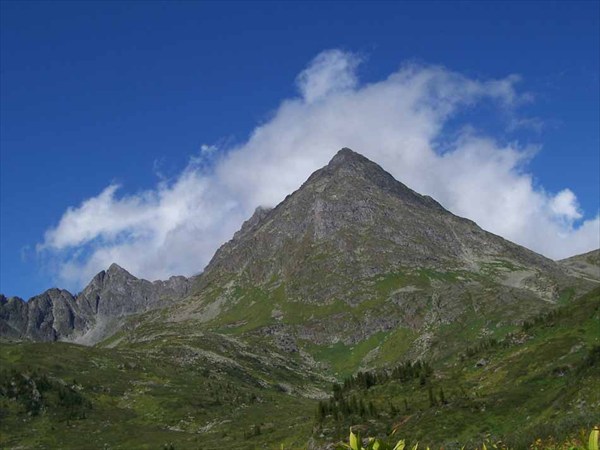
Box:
[1,1,599,299]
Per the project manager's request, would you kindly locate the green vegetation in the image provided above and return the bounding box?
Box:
[0,339,316,449]
[1,284,598,449]
[314,287,600,448]
[304,332,389,377]
[0,369,91,420]
[331,428,600,450]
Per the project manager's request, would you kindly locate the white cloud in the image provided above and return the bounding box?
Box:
[40,49,600,289]
[550,189,582,220]
[296,49,362,103]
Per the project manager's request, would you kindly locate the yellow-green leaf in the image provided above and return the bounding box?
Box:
[350,430,360,450]
[589,428,599,450]
[393,439,406,450]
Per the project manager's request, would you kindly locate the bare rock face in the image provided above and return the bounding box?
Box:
[0,289,88,342]
[79,263,190,318]
[0,264,192,344]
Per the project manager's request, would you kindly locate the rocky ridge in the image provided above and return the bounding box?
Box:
[0,263,191,343]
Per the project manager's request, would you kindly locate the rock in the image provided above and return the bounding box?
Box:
[0,264,192,345]
[201,148,563,304]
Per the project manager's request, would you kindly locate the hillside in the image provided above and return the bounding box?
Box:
[1,287,597,449]
[114,148,592,373]
[560,249,600,281]
[314,286,600,448]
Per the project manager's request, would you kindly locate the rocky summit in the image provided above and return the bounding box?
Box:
[202,148,564,301]
[1,148,598,449]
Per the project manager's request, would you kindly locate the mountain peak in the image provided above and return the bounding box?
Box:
[107,263,132,276]
[203,146,563,302]
[317,148,441,212]
[303,147,392,190]
[328,147,370,168]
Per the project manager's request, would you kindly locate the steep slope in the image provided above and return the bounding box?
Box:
[0,264,191,344]
[202,148,561,295]
[123,148,588,372]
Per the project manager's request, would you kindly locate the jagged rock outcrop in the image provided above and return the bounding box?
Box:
[0,289,87,342]
[78,263,190,317]
[0,264,191,344]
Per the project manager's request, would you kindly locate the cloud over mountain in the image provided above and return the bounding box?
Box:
[40,49,600,289]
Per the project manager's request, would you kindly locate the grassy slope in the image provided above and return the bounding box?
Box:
[188,265,584,377]
[1,282,597,449]
[0,335,317,450]
[313,287,600,448]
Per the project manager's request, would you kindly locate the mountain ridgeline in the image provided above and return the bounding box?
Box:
[1,149,597,350]
[0,264,191,344]
[0,148,598,449]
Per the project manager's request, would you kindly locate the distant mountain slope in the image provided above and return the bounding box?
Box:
[0,264,191,343]
[559,249,600,281]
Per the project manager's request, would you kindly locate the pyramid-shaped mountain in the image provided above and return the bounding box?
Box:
[199,148,563,302]
[148,148,588,361]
